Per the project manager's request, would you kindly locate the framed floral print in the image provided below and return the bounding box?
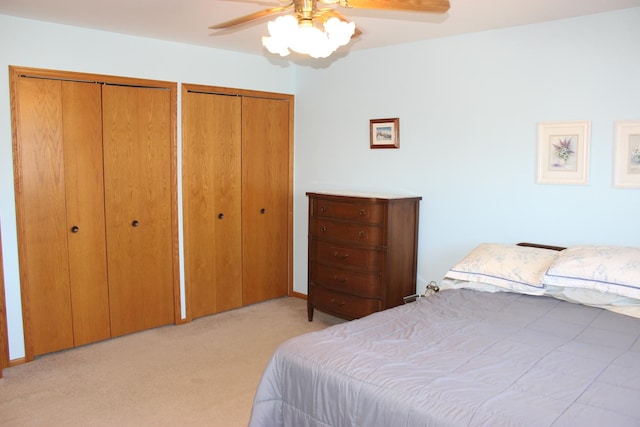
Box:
[370,118,399,149]
[613,120,640,188]
[536,121,590,185]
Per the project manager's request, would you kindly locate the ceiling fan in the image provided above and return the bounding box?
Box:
[209,0,451,59]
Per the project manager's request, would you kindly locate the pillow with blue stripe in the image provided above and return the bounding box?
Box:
[445,243,560,296]
[543,245,640,300]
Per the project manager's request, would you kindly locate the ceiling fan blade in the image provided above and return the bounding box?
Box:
[318,9,363,38]
[341,0,450,13]
[209,3,293,29]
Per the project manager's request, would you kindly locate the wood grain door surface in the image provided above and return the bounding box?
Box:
[183,86,292,316]
[183,90,243,319]
[241,97,290,305]
[11,67,179,360]
[62,81,111,347]
[102,85,175,337]
[14,77,110,356]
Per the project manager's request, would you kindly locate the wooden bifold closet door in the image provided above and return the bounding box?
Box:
[102,84,175,337]
[13,77,110,356]
[182,85,293,320]
[10,67,178,360]
[182,90,244,318]
[241,96,290,305]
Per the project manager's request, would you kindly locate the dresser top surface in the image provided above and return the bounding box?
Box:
[307,191,422,201]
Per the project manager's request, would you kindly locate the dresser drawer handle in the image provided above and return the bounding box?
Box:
[330,298,346,307]
[320,206,328,213]
[320,225,327,232]
[359,208,367,216]
[333,251,349,259]
[358,230,366,238]
[332,275,348,283]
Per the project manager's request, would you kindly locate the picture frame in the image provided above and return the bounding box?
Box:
[536,120,590,185]
[370,118,399,149]
[613,120,640,188]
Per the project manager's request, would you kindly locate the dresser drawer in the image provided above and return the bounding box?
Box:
[310,284,381,319]
[312,199,385,224]
[309,218,384,246]
[310,263,382,298]
[312,240,383,271]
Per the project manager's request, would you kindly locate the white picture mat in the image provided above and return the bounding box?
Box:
[536,121,590,185]
[613,120,640,188]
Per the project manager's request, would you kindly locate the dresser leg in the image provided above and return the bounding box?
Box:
[307,301,314,321]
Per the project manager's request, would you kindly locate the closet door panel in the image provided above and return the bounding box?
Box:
[102,85,144,336]
[135,87,175,331]
[102,85,174,337]
[15,77,74,356]
[183,91,242,319]
[62,81,111,346]
[241,97,290,304]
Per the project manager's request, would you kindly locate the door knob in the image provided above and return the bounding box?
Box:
[70,226,79,233]
[218,213,224,219]
[260,208,266,214]
[131,220,139,227]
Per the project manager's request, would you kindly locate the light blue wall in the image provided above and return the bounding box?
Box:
[0,14,296,359]
[293,8,640,294]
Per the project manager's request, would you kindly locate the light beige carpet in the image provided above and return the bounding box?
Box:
[0,297,343,427]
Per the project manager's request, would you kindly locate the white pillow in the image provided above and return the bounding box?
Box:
[440,278,504,293]
[545,285,640,318]
[543,245,640,300]
[445,243,560,295]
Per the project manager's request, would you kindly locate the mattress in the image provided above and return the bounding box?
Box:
[249,289,640,426]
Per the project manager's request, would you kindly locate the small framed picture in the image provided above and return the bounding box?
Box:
[536,121,590,185]
[370,118,399,149]
[613,120,640,188]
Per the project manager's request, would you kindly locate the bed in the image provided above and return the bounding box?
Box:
[249,243,640,426]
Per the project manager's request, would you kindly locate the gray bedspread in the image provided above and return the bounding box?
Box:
[249,289,640,426]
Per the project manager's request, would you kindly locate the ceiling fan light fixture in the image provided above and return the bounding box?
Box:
[324,17,355,48]
[262,14,355,59]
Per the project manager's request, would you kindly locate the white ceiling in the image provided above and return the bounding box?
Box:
[1,0,639,57]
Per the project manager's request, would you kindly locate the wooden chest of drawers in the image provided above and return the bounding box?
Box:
[306,192,422,321]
